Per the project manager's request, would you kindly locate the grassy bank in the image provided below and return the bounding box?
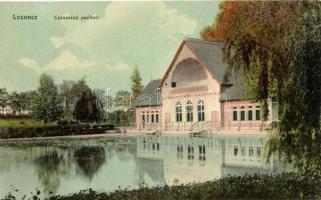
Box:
[0,118,46,128]
[5,172,316,200]
[0,119,115,139]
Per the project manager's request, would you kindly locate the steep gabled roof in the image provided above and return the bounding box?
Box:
[184,38,229,83]
[160,38,229,87]
[219,72,250,101]
[135,79,161,107]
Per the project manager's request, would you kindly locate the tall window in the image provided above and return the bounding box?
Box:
[176,102,182,122]
[233,107,238,121]
[146,111,149,123]
[188,145,194,160]
[199,145,206,161]
[240,106,245,121]
[151,111,154,123]
[156,111,159,123]
[234,146,238,156]
[197,100,205,121]
[248,106,253,121]
[255,106,261,120]
[186,101,193,122]
[249,146,254,157]
[142,112,145,123]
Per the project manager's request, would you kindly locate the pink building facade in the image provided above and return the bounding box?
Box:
[135,38,276,133]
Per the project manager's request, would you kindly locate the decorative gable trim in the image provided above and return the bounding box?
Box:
[159,40,222,89]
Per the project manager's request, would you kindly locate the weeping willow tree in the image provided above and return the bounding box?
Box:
[267,2,321,172]
[202,1,321,172]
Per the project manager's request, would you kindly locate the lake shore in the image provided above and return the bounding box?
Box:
[0,129,269,141]
[3,172,317,200]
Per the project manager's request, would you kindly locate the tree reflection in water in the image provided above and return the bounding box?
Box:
[74,146,106,180]
[34,149,71,194]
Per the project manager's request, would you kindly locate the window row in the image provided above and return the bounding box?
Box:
[232,106,261,121]
[142,111,160,123]
[176,100,205,122]
[177,145,206,161]
[233,146,262,158]
[143,142,160,151]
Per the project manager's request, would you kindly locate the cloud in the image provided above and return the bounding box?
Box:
[49,2,198,83]
[20,50,98,73]
[105,61,130,71]
[46,49,95,70]
[51,3,197,49]
[19,58,42,73]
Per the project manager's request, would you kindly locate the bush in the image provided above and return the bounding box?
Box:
[0,114,32,119]
[0,123,115,139]
[43,172,321,200]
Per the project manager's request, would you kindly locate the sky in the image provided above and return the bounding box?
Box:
[0,1,220,94]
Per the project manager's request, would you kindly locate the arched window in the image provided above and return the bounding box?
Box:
[240,106,245,121]
[176,102,182,122]
[255,106,261,120]
[197,100,205,122]
[186,101,193,122]
[248,106,253,121]
[233,107,238,121]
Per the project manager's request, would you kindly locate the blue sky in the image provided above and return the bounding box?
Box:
[0,1,220,93]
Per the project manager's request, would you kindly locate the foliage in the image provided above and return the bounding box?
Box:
[32,74,64,123]
[0,118,44,128]
[2,172,313,200]
[59,80,75,115]
[130,67,143,98]
[0,88,9,108]
[74,146,106,180]
[73,92,94,122]
[113,90,132,110]
[73,89,106,123]
[202,1,321,172]
[106,110,134,127]
[0,123,114,139]
[266,2,321,172]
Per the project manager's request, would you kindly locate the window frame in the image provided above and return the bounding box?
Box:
[248,106,253,121]
[186,101,193,122]
[197,100,205,122]
[176,102,182,122]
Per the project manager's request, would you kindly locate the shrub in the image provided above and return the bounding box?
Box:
[44,172,321,200]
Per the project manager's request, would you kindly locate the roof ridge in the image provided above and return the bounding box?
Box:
[184,37,223,45]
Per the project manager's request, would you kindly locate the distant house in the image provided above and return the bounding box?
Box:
[0,105,31,116]
[0,106,13,115]
[135,38,277,132]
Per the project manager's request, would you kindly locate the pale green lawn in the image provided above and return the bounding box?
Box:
[0,118,49,128]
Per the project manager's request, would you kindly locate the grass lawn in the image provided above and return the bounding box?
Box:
[0,118,49,128]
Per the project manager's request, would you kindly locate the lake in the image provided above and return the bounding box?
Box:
[0,134,287,198]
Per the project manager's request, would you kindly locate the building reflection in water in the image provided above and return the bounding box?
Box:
[136,135,285,185]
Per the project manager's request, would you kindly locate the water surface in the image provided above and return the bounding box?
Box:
[0,134,286,198]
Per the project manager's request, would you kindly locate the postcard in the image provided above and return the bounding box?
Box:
[0,1,320,199]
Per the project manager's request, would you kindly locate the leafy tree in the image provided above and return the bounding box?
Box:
[113,90,132,111]
[73,88,106,122]
[33,74,63,123]
[9,91,22,114]
[267,2,321,172]
[21,90,37,111]
[131,68,143,98]
[59,80,75,115]
[73,90,93,122]
[202,1,321,171]
[0,88,9,108]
